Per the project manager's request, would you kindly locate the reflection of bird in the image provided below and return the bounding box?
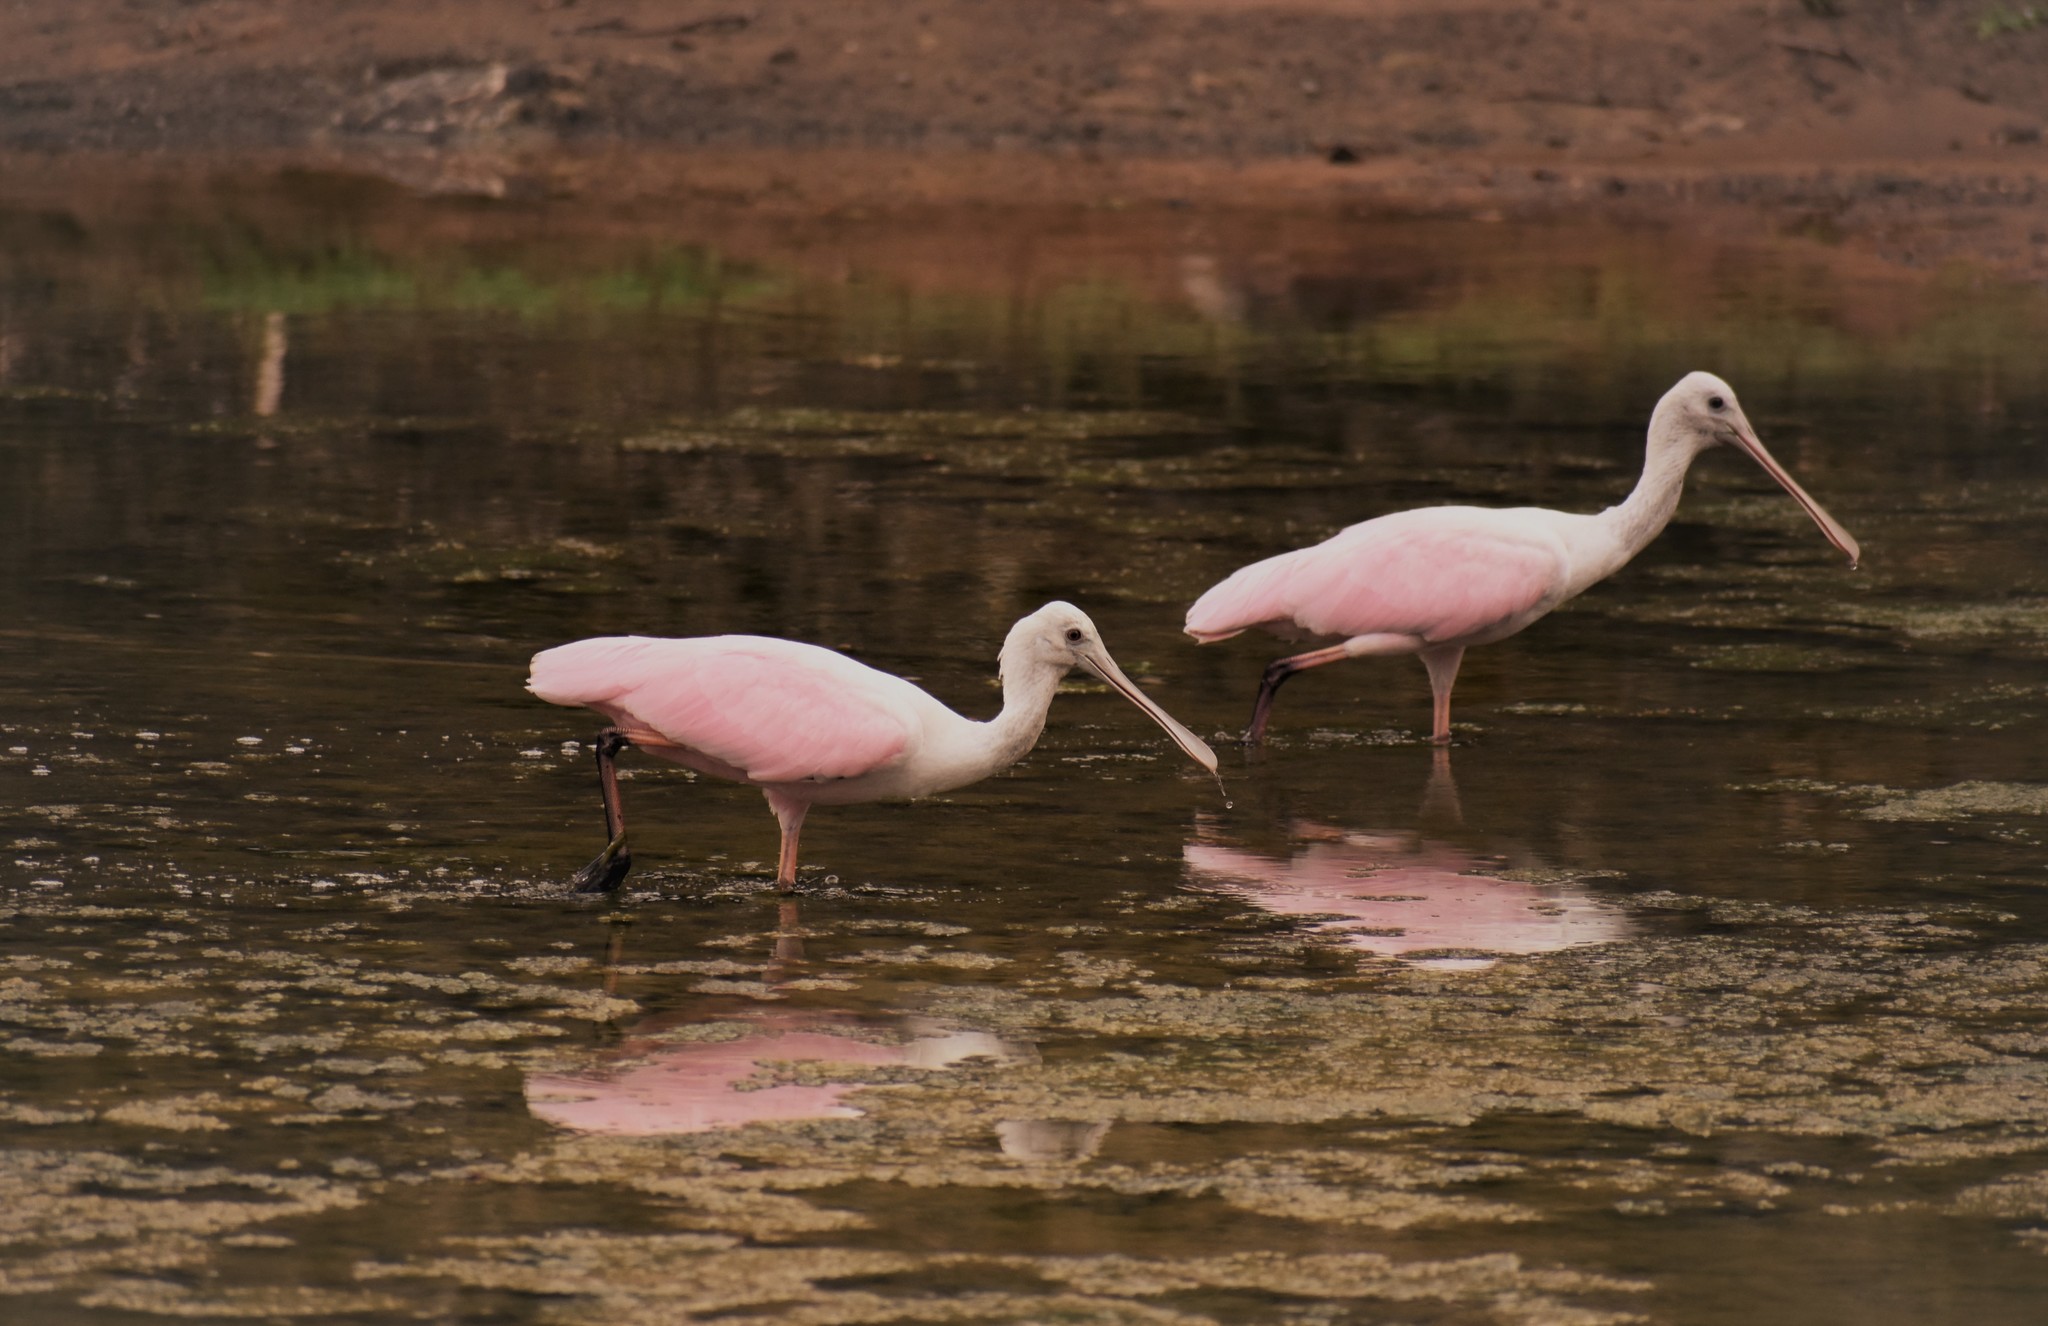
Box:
[530,602,1217,892]
[1184,821,1629,970]
[1186,373,1860,744]
[543,901,1104,1154]
[525,1014,1025,1137]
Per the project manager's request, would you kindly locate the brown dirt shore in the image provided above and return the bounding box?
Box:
[1,1,2044,276]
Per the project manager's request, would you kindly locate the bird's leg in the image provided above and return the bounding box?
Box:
[1245,643,1355,744]
[764,791,810,893]
[1419,645,1465,746]
[569,728,635,894]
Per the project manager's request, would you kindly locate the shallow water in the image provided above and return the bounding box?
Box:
[4,171,2048,1323]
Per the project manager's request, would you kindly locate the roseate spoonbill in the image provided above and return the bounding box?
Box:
[528,601,1217,892]
[1186,372,1860,744]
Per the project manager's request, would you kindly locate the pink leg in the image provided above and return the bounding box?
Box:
[765,791,810,892]
[1420,645,1465,745]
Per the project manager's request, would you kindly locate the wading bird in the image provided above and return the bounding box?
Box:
[1185,372,1860,744]
[529,602,1217,892]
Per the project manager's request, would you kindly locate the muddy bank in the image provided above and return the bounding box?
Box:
[1,1,2045,275]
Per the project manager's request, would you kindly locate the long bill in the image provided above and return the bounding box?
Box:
[1078,648,1220,775]
[1731,425,1861,569]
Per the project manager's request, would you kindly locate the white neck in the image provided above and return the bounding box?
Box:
[1571,413,1710,594]
[980,655,1063,774]
[887,627,1072,801]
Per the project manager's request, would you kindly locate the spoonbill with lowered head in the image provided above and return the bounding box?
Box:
[529,602,1217,892]
[1185,372,1860,744]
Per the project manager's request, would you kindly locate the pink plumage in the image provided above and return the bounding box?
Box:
[528,636,914,785]
[1186,508,1568,648]
[1187,372,1860,744]
[527,602,1218,892]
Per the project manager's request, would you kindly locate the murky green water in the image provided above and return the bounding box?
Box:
[4,171,2048,1323]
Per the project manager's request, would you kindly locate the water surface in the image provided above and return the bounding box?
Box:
[3,172,2048,1323]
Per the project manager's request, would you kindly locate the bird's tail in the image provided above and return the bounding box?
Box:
[1185,551,1303,643]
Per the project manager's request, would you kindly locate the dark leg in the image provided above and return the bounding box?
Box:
[1245,643,1356,744]
[1245,660,1298,746]
[570,728,635,893]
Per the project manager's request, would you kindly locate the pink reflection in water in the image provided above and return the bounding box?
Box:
[526,1016,1023,1136]
[1185,823,1629,970]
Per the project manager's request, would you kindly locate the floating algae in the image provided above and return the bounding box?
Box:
[1859,782,2048,823]
[76,1281,406,1319]
[356,1232,1650,1325]
[1734,776,2048,825]
[1678,642,1872,673]
[0,1149,365,1301]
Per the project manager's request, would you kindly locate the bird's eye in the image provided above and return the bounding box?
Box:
[1707,395,1725,411]
[1064,627,1085,644]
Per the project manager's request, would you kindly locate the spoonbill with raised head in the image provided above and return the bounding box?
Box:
[1185,372,1860,745]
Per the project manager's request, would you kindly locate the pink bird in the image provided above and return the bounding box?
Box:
[528,602,1217,892]
[1186,372,1861,745]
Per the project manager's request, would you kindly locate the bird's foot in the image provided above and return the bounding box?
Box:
[570,831,633,894]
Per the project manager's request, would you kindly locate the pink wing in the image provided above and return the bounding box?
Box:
[527,635,916,784]
[1186,508,1569,646]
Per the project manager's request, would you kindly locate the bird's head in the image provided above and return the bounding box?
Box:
[1003,601,1108,675]
[1003,602,1218,774]
[1657,371,1757,453]
[1652,371,1861,569]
